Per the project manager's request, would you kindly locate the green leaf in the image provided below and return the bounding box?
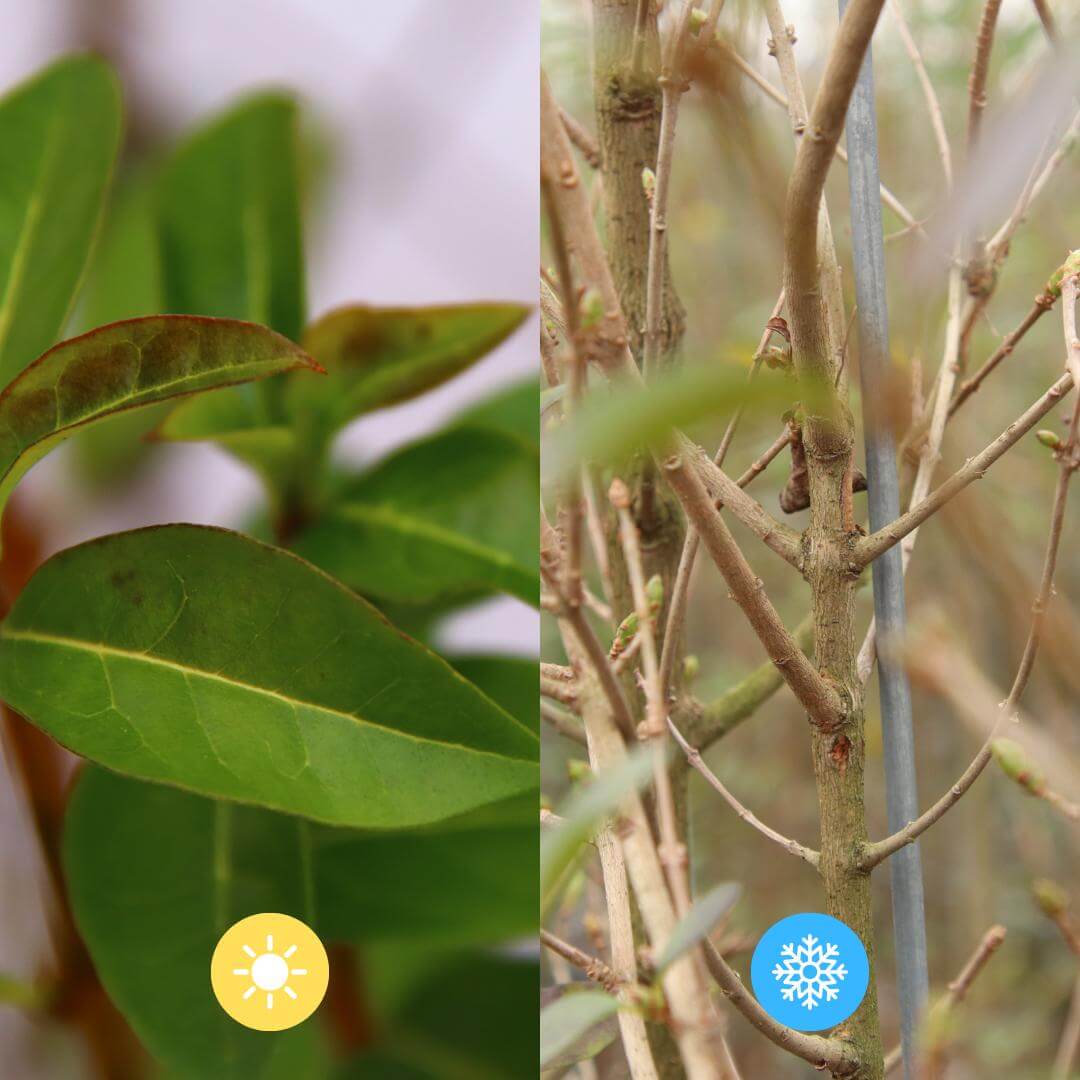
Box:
[544,361,816,481]
[157,92,305,343]
[315,798,535,945]
[65,769,533,1076]
[0,316,318,534]
[293,427,539,606]
[69,171,168,486]
[1,525,537,827]
[539,989,620,1069]
[654,882,742,972]
[287,303,529,436]
[450,655,538,734]
[453,377,539,449]
[63,767,312,1078]
[0,55,121,386]
[346,949,538,1079]
[153,386,300,500]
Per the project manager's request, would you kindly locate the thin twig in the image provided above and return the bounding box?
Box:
[542,701,588,745]
[967,0,1004,157]
[541,929,622,992]
[701,941,859,1075]
[713,37,919,231]
[855,371,1073,570]
[883,925,1007,1074]
[560,106,601,168]
[888,0,952,190]
[667,714,819,864]
[1053,975,1080,1080]
[865,279,1080,865]
[661,448,844,730]
[642,0,696,382]
[611,479,693,916]
[659,291,785,696]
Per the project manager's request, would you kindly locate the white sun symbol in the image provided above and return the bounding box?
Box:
[232,934,308,1009]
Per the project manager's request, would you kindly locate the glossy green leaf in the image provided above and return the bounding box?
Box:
[0,316,318,532]
[70,170,167,486]
[450,655,538,734]
[65,769,533,1075]
[157,92,305,342]
[347,949,538,1079]
[293,427,539,606]
[453,377,539,449]
[540,990,620,1069]
[654,882,742,972]
[0,55,121,386]
[63,766,312,1078]
[0,525,537,827]
[287,303,529,435]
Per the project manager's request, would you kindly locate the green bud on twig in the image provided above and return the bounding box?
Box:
[990,738,1045,796]
[580,288,604,330]
[567,758,592,784]
[611,611,639,657]
[1036,429,1064,451]
[1032,878,1068,918]
[645,574,664,615]
[641,167,656,208]
[688,7,708,34]
[1046,250,1080,300]
[682,655,700,682]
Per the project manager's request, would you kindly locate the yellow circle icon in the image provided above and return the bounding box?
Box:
[211,912,329,1031]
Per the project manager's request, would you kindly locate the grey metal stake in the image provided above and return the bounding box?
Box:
[838,5,929,1076]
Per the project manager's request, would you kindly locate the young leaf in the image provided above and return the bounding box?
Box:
[653,882,743,973]
[0,316,318,534]
[539,989,620,1069]
[157,92,305,342]
[293,427,539,606]
[0,55,121,386]
[0,525,538,827]
[286,303,529,435]
[63,767,317,1078]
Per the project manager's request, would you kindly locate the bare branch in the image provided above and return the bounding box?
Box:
[661,449,845,730]
[541,929,622,991]
[856,373,1073,569]
[967,0,1004,155]
[659,292,786,695]
[691,613,814,748]
[884,925,1007,1074]
[542,701,588,745]
[701,941,860,1075]
[560,106,601,168]
[642,0,696,382]
[612,478,694,915]
[888,0,952,189]
[713,38,919,231]
[667,714,819,864]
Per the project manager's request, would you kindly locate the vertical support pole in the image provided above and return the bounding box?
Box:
[838,5,929,1077]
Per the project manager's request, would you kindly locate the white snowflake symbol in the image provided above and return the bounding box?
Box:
[771,933,848,1010]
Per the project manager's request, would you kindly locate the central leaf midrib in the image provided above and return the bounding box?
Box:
[1,626,537,760]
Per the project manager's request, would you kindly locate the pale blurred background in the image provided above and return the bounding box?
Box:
[0,2,536,1073]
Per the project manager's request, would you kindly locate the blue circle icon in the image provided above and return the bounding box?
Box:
[750,912,869,1032]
